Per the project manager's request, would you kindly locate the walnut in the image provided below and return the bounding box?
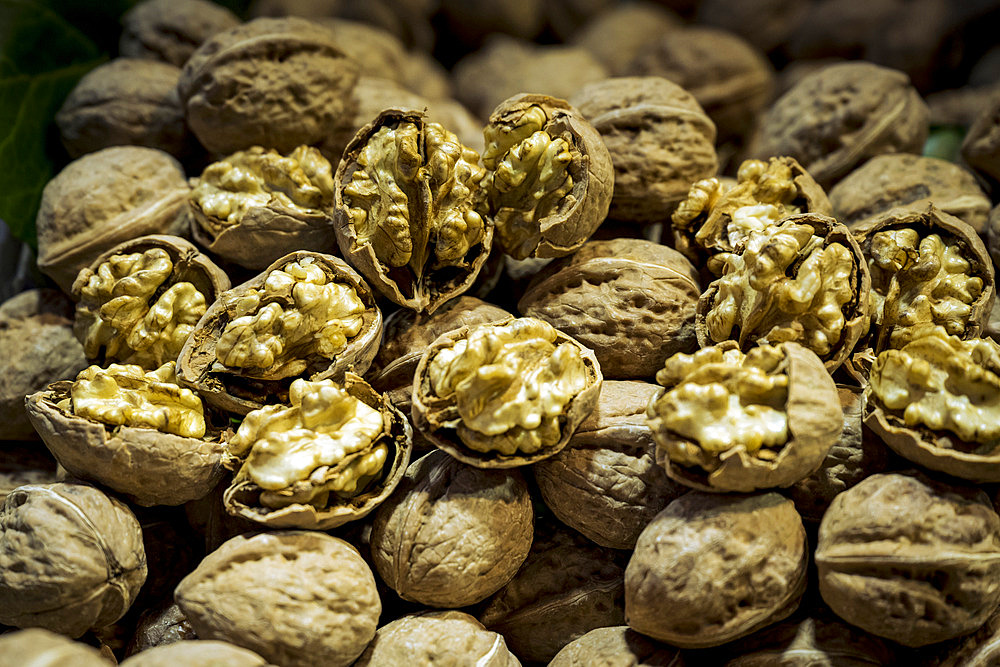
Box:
[175,531,380,667]
[625,491,808,648]
[754,62,929,188]
[412,316,602,467]
[25,361,225,506]
[549,626,684,667]
[695,0,811,54]
[0,444,61,506]
[518,238,700,379]
[36,146,190,293]
[785,0,900,61]
[570,3,681,76]
[569,77,717,225]
[0,482,146,637]
[317,18,409,86]
[440,0,544,43]
[177,252,382,415]
[120,0,240,67]
[334,109,492,313]
[698,213,871,371]
[961,91,1000,190]
[120,640,268,666]
[989,204,1000,281]
[0,629,110,666]
[369,449,533,607]
[816,472,1000,646]
[177,17,359,155]
[72,235,230,369]
[127,602,197,655]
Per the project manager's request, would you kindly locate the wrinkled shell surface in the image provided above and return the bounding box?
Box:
[120,0,240,67]
[119,640,268,667]
[961,90,1000,188]
[570,4,680,75]
[548,625,684,667]
[0,628,110,667]
[127,602,197,655]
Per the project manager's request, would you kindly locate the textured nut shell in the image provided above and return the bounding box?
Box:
[548,625,684,667]
[696,0,811,54]
[0,629,110,667]
[816,472,1000,647]
[0,482,147,637]
[36,146,190,293]
[625,491,808,648]
[177,251,382,415]
[533,380,686,550]
[411,317,603,468]
[177,17,359,155]
[369,450,534,607]
[353,611,521,667]
[175,531,380,667]
[25,386,225,506]
[961,90,1000,187]
[120,640,267,667]
[519,238,700,379]
[929,604,1000,667]
[127,602,197,654]
[570,4,681,76]
[120,0,240,67]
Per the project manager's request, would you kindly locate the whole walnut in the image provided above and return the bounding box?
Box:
[0,482,147,637]
[120,0,240,67]
[440,0,544,43]
[695,0,811,54]
[570,77,717,225]
[755,62,929,188]
[369,450,534,607]
[816,472,1000,647]
[55,58,191,159]
[177,17,359,155]
[961,90,1000,191]
[317,18,409,85]
[0,629,110,667]
[548,626,684,667]
[119,640,268,666]
[570,3,681,76]
[36,146,190,293]
[786,0,902,61]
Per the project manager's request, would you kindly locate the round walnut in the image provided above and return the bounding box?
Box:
[177,251,382,415]
[317,19,409,86]
[119,0,241,67]
[120,640,268,667]
[412,317,602,468]
[334,109,493,313]
[570,3,681,76]
[695,0,811,54]
[36,146,190,293]
[482,94,614,260]
[961,91,1000,189]
[177,17,359,155]
[625,491,808,648]
[369,450,534,608]
[353,611,521,667]
[816,472,1000,647]
[0,629,110,667]
[569,77,717,225]
[518,238,700,379]
[754,62,929,188]
[0,482,147,637]
[549,626,683,667]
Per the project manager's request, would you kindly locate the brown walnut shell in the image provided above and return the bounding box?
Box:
[548,625,684,667]
[0,444,61,505]
[120,640,268,667]
[120,0,241,67]
[177,251,382,415]
[127,602,197,655]
[816,471,1000,647]
[961,90,1000,190]
[0,629,110,667]
[570,4,681,76]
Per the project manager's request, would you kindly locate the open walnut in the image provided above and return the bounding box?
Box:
[854,206,994,354]
[222,373,411,530]
[482,94,614,260]
[177,252,382,415]
[334,109,492,313]
[190,145,339,270]
[648,341,842,493]
[697,213,871,372]
[73,235,230,369]
[412,316,602,467]
[25,361,225,506]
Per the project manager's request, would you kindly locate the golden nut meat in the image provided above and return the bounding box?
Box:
[412,316,602,467]
[334,109,492,313]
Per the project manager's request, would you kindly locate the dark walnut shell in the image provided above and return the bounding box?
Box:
[0,629,110,667]
[175,531,380,667]
[569,76,717,225]
[119,640,268,667]
[177,251,382,415]
[411,316,603,468]
[482,93,614,260]
[177,17,359,155]
[816,472,1000,647]
[126,602,197,655]
[533,380,687,550]
[923,603,1000,667]
[961,89,1000,190]
[119,0,240,67]
[625,491,808,648]
[755,62,929,188]
[222,373,412,530]
[333,108,493,314]
[0,444,61,505]
[518,238,700,379]
[0,482,147,637]
[570,4,682,76]
[369,450,534,608]
[549,626,684,667]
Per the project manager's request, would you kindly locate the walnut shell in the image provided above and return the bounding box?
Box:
[816,472,1000,647]
[0,444,61,505]
[548,626,684,667]
[177,251,382,415]
[120,0,240,67]
[0,629,110,667]
[369,450,534,607]
[177,17,359,155]
[961,90,1000,189]
[696,0,811,54]
[625,491,808,648]
[570,4,681,76]
[175,531,380,667]
[120,640,268,667]
[0,482,147,637]
[126,602,197,655]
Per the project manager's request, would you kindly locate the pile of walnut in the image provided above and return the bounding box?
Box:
[6,0,1000,664]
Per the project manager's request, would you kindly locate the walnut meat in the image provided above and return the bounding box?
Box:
[412,317,602,467]
[0,629,110,667]
[369,450,533,607]
[625,491,808,648]
[816,472,1000,647]
[175,531,380,667]
[548,626,684,667]
[190,145,339,270]
[120,0,240,67]
[177,17,359,155]
[0,482,147,637]
[177,252,382,415]
[482,94,614,260]
[334,109,492,313]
